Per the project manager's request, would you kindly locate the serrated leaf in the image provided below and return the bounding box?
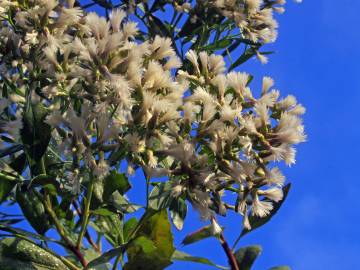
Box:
[240,184,291,237]
[234,245,262,270]
[169,198,187,230]
[0,238,68,270]
[124,236,158,270]
[172,250,228,270]
[138,209,175,259]
[181,225,213,246]
[124,210,175,270]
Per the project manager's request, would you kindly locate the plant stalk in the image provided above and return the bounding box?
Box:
[73,201,100,252]
[76,178,94,249]
[38,158,88,267]
[42,193,88,267]
[219,233,239,270]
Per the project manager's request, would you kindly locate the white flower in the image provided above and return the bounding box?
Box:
[210,218,223,235]
[257,187,284,202]
[252,194,274,217]
[109,9,126,32]
[262,76,274,95]
[185,49,200,75]
[171,184,185,198]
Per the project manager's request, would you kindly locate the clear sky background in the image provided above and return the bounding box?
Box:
[167,1,360,269]
[2,1,360,269]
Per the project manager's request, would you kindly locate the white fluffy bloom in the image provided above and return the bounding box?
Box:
[252,194,274,217]
[210,218,223,235]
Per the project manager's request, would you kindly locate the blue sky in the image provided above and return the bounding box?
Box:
[3,1,360,269]
[167,1,360,269]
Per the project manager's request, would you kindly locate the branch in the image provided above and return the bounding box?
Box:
[38,157,87,266]
[42,193,88,267]
[73,201,100,252]
[219,233,239,270]
[76,178,94,249]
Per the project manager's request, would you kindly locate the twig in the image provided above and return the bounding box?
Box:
[73,201,100,252]
[76,179,94,249]
[219,233,239,270]
[42,193,88,267]
[38,157,88,267]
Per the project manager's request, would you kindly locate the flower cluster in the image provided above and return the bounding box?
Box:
[169,49,305,227]
[150,0,286,44]
[0,0,305,229]
[206,0,286,44]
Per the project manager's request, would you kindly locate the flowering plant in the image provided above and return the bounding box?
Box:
[0,1,305,269]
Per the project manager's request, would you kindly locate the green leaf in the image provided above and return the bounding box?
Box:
[103,171,131,202]
[172,250,228,270]
[0,218,23,226]
[111,191,142,214]
[229,47,257,71]
[138,209,175,259]
[0,144,23,158]
[268,266,291,270]
[148,15,172,38]
[92,212,123,247]
[169,197,187,230]
[9,153,27,174]
[0,238,69,270]
[200,39,233,52]
[16,187,51,235]
[85,246,124,270]
[234,245,262,270]
[240,184,291,237]
[0,225,62,245]
[85,247,123,270]
[27,174,60,195]
[124,236,158,270]
[124,210,175,270]
[123,217,138,242]
[21,102,51,171]
[181,225,213,246]
[0,174,17,203]
[148,181,173,210]
[91,208,114,217]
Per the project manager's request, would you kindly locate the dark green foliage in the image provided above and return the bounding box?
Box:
[234,245,262,270]
[0,238,68,270]
[21,102,51,172]
[124,210,175,270]
[15,186,51,235]
[181,225,214,246]
[240,184,292,238]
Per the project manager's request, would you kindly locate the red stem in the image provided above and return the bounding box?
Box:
[219,233,239,270]
[68,244,88,267]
